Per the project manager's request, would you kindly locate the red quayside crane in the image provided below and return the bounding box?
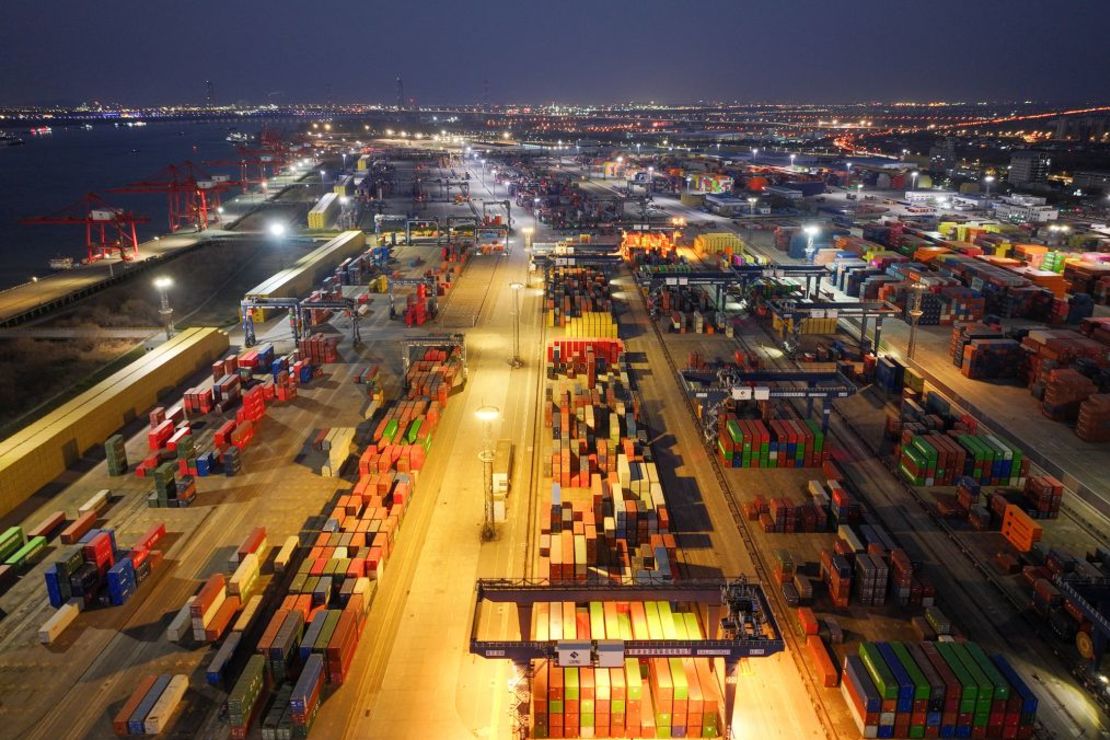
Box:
[110,161,237,233]
[21,192,150,263]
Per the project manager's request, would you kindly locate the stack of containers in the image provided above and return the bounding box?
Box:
[289,653,325,735]
[1076,394,1110,442]
[534,283,730,739]
[898,432,1025,488]
[191,573,238,643]
[104,434,128,476]
[545,267,614,329]
[1041,368,1097,422]
[298,333,339,365]
[219,343,464,736]
[854,554,888,607]
[1023,475,1063,518]
[960,339,1025,380]
[844,641,1039,738]
[820,549,852,608]
[227,655,268,738]
[532,659,721,738]
[45,525,162,609]
[1001,505,1043,553]
[716,416,826,469]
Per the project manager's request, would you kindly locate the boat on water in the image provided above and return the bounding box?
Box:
[226,131,254,143]
[0,131,24,146]
[28,126,52,135]
[48,256,75,271]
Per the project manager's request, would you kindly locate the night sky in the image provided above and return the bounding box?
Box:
[3,0,1108,106]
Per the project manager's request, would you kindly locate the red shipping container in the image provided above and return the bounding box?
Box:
[60,510,97,545]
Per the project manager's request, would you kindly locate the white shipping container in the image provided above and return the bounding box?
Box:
[228,553,260,596]
[200,588,226,628]
[78,489,110,514]
[274,536,298,574]
[143,674,188,734]
[166,597,195,642]
[233,594,263,633]
[353,576,373,615]
[38,601,80,644]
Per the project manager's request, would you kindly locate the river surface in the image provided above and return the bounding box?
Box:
[0,120,268,288]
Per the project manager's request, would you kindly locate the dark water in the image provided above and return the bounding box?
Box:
[0,121,260,288]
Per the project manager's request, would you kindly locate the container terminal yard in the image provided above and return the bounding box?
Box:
[1,119,1109,740]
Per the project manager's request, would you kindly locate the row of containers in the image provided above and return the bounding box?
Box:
[744,477,857,535]
[892,392,1027,489]
[545,267,617,332]
[716,415,828,469]
[535,268,729,738]
[531,602,729,738]
[23,484,168,646]
[848,221,1096,321]
[189,343,468,738]
[541,346,673,583]
[843,641,1038,739]
[0,489,111,590]
[118,345,312,496]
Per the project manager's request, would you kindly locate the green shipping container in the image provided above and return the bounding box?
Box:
[891,642,931,701]
[383,419,399,442]
[0,526,26,561]
[965,642,1011,701]
[949,642,995,710]
[936,642,978,714]
[859,643,899,701]
[726,420,742,445]
[5,535,46,567]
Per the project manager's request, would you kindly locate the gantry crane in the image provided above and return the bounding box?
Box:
[21,192,149,263]
[112,161,238,232]
[110,163,196,233]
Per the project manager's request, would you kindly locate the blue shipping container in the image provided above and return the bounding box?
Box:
[128,674,171,735]
[290,654,325,713]
[844,655,881,713]
[990,654,1038,714]
[876,642,915,711]
[44,565,66,608]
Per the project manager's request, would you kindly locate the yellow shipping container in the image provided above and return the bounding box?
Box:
[0,327,230,517]
[244,231,366,320]
[694,232,744,256]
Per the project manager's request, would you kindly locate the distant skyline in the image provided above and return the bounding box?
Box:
[2,0,1108,107]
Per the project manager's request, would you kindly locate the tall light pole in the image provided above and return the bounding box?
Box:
[751,147,759,163]
[476,405,501,541]
[790,153,796,170]
[1048,224,1070,245]
[747,197,758,216]
[154,277,174,340]
[907,284,926,361]
[803,224,820,263]
[510,282,524,368]
[910,170,919,191]
[647,166,654,194]
[984,175,995,198]
[856,183,863,200]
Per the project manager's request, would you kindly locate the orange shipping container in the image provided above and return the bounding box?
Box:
[807,635,839,687]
